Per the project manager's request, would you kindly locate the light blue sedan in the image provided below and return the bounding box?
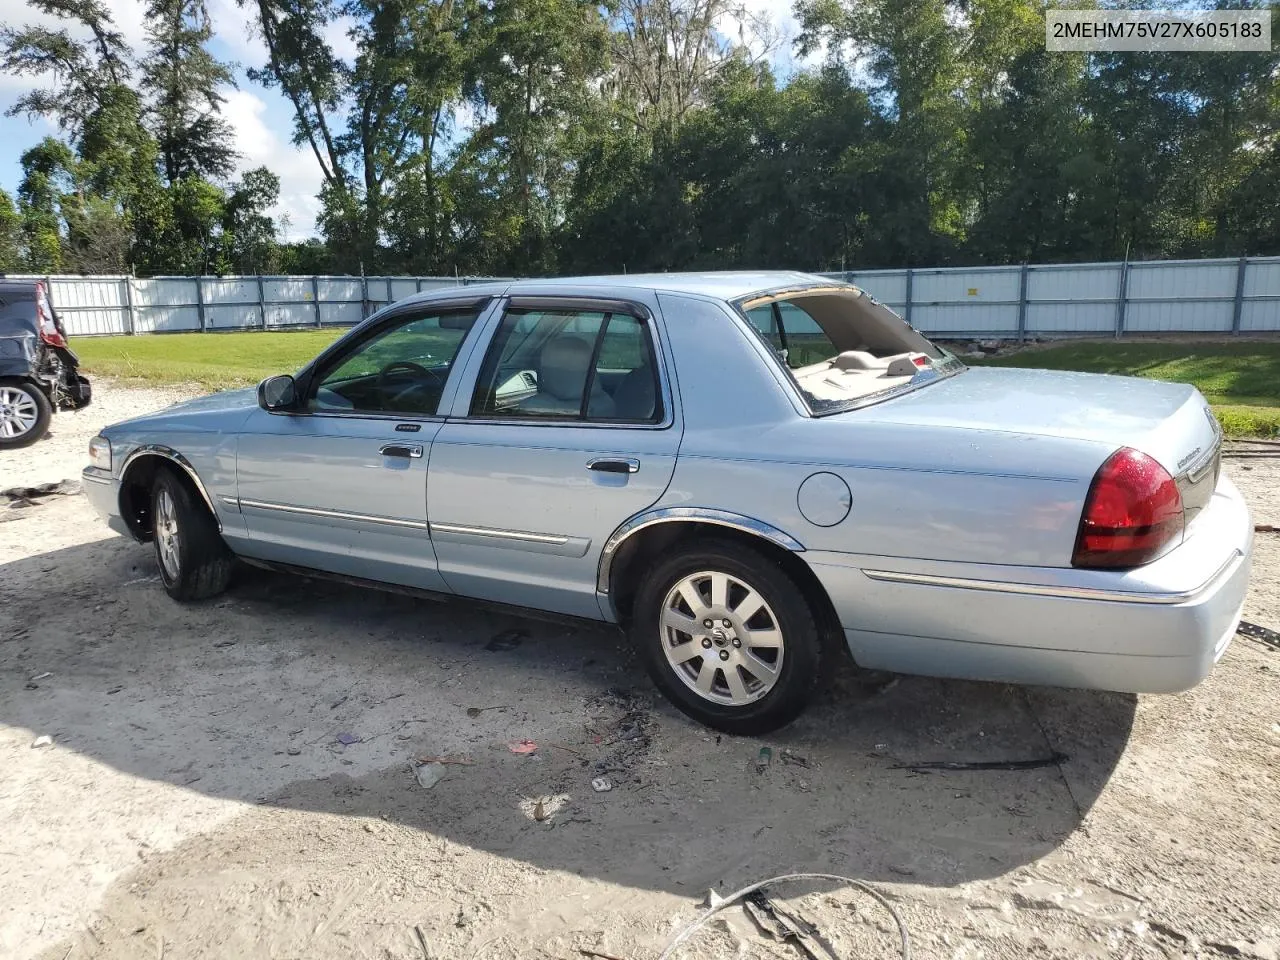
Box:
[82,273,1252,733]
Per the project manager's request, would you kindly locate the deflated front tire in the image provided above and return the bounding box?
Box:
[151,469,234,601]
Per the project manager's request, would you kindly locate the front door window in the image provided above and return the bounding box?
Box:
[311,307,482,415]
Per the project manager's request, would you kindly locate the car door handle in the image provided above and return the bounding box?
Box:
[587,457,640,474]
[380,443,423,459]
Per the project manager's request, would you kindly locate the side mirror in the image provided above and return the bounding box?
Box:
[258,374,298,412]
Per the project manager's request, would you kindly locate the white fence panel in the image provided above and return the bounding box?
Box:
[1243,260,1280,299]
[319,301,364,325]
[14,260,1279,339]
[913,303,1020,334]
[912,267,1021,305]
[47,277,130,335]
[389,278,421,300]
[1126,300,1234,333]
[1028,263,1120,302]
[317,278,362,302]
[1127,260,1237,302]
[847,270,908,307]
[263,278,312,303]
[203,278,259,305]
[1026,301,1115,333]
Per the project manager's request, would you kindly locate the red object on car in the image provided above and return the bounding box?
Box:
[1073,447,1184,568]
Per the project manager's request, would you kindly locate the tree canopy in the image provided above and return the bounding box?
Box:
[1,0,1278,276]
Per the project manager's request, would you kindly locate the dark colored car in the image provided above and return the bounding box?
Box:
[0,279,91,448]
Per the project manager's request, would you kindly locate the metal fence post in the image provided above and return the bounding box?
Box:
[1231,256,1247,335]
[415,277,422,294]
[312,276,322,327]
[1016,262,1029,342]
[123,276,137,335]
[361,274,370,319]
[194,277,207,332]
[903,268,914,325]
[1114,259,1130,338]
[256,275,268,329]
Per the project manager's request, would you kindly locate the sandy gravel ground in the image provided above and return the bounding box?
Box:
[1,382,1277,960]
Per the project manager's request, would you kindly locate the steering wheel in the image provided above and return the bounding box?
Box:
[376,361,442,411]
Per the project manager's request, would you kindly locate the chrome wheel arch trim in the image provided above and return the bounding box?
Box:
[118,445,222,532]
[596,507,806,595]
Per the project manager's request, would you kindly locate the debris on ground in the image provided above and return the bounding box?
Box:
[578,948,632,960]
[1239,620,1280,651]
[756,746,772,773]
[658,872,909,960]
[335,732,360,746]
[584,688,655,783]
[485,628,528,651]
[894,752,1068,772]
[465,704,507,718]
[507,739,538,754]
[30,735,53,749]
[286,747,301,756]
[591,776,613,793]
[411,761,447,790]
[779,749,810,768]
[2,480,82,521]
[29,671,52,682]
[414,755,474,765]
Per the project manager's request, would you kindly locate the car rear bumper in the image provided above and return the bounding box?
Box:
[806,472,1252,694]
[82,467,129,537]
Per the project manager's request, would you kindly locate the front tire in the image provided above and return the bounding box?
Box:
[631,538,824,735]
[0,381,52,449]
[151,469,234,601]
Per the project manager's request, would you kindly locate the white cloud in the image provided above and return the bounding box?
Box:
[207,0,269,70]
[322,15,360,66]
[223,88,325,238]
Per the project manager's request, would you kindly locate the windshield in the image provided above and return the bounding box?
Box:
[735,286,964,416]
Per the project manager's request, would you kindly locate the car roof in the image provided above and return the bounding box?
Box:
[424,271,843,304]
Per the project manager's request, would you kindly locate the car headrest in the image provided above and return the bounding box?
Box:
[539,335,595,401]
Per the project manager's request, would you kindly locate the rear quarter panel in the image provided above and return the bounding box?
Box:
[652,292,1111,567]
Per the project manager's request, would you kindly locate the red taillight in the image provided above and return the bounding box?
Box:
[35,282,67,348]
[912,355,930,367]
[1072,447,1183,568]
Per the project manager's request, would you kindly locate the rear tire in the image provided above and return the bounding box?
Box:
[0,381,51,449]
[630,538,824,735]
[151,469,234,601]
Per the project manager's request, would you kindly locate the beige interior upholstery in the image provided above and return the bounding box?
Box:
[519,335,615,417]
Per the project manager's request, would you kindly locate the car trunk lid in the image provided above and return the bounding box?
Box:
[852,367,1221,486]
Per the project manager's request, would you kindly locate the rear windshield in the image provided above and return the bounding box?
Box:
[734,287,964,415]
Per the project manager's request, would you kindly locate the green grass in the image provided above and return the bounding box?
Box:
[972,340,1280,438]
[75,331,1280,438]
[74,330,344,389]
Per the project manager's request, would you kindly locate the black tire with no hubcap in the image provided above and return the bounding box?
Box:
[630,538,825,735]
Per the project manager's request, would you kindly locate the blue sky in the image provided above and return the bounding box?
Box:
[0,0,803,240]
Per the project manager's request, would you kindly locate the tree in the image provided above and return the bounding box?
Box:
[451,0,611,274]
[609,0,777,142]
[141,0,239,183]
[0,190,21,272]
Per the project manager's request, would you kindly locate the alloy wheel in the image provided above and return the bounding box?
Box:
[660,570,786,706]
[0,387,39,440]
[155,488,182,580]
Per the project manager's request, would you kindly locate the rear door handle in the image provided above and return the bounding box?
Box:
[380,443,423,459]
[587,457,640,474]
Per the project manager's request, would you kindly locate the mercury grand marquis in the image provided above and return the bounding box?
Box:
[82,272,1253,733]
